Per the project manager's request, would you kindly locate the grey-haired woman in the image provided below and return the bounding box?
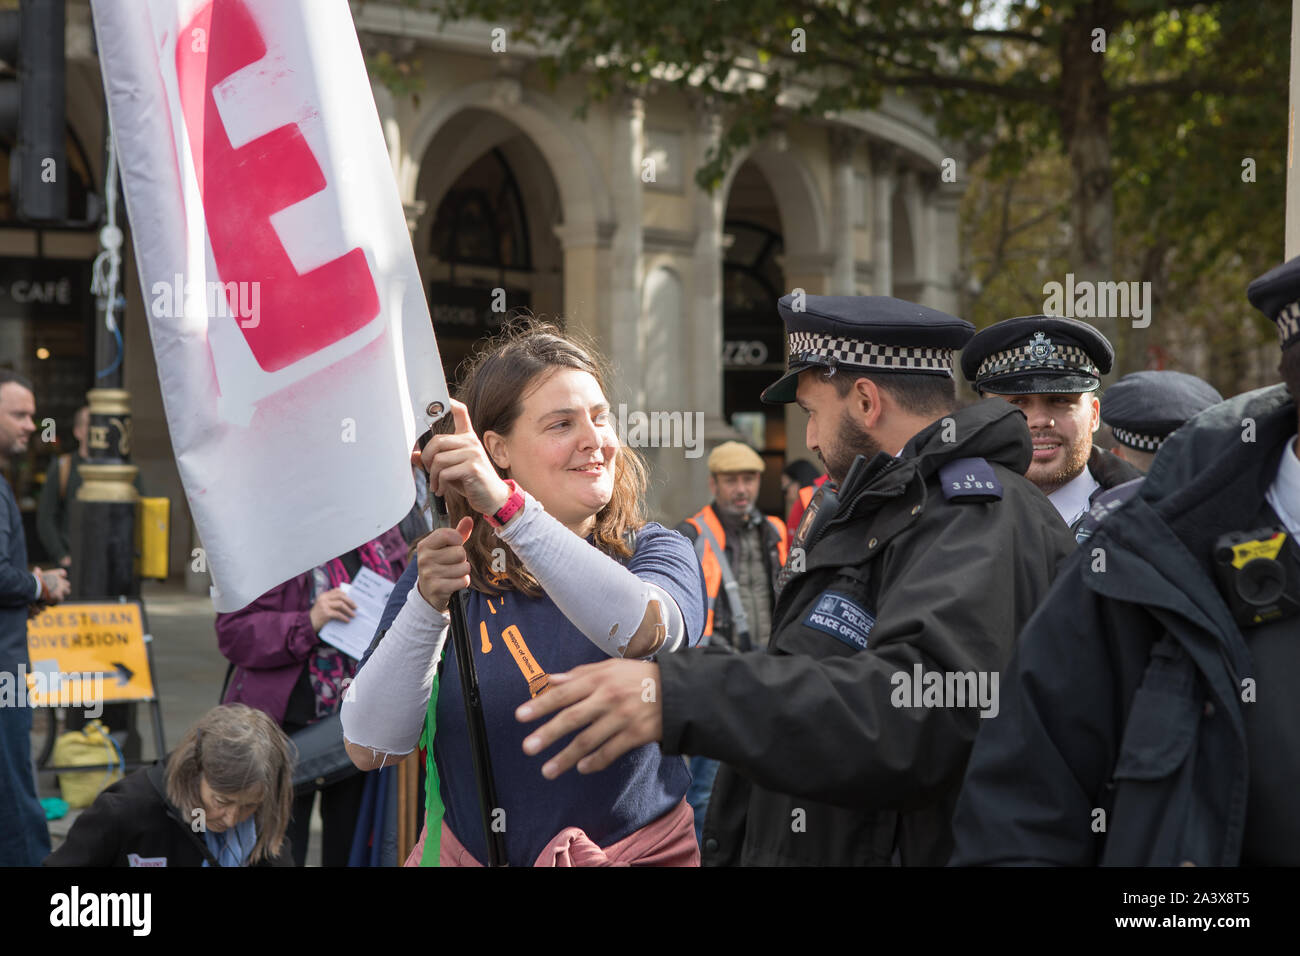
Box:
[45,704,295,867]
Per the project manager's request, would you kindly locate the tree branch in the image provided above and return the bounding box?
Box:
[1114,77,1276,98]
[882,72,1060,107]
[785,0,1051,45]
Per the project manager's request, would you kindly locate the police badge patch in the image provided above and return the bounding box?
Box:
[938,457,1004,503]
[803,591,875,650]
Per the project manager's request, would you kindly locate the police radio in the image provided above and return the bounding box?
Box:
[1213,527,1300,627]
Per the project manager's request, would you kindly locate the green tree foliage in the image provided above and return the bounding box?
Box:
[376,0,1287,386]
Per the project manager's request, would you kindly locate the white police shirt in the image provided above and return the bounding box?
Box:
[1265,435,1300,536]
[1047,466,1100,527]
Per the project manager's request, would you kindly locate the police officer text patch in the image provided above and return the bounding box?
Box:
[804,591,875,650]
[938,457,1003,503]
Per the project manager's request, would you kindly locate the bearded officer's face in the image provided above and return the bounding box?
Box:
[992,391,1099,494]
[796,371,883,486]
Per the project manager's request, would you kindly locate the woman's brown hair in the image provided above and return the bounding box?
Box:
[166,704,294,864]
[431,319,647,597]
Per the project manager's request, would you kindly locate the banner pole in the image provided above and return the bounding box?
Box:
[431,489,508,866]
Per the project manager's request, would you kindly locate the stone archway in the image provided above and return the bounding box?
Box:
[404,82,616,349]
[404,81,614,243]
[413,111,565,387]
[719,144,830,273]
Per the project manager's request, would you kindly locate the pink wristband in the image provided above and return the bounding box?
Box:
[484,479,524,528]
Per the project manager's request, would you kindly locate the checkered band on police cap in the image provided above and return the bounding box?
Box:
[1275,301,1300,350]
[1246,258,1300,351]
[788,331,955,375]
[974,334,1100,382]
[1109,426,1163,453]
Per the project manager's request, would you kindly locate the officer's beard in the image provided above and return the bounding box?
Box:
[1029,429,1093,495]
[819,410,884,486]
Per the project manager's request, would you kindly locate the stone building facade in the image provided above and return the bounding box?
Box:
[2,1,962,586]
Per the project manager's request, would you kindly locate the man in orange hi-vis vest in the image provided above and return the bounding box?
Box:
[675,440,789,843]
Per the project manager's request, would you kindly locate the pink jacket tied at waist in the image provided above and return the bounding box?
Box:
[404,798,700,867]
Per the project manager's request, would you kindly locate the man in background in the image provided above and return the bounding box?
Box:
[1100,370,1224,474]
[38,404,144,570]
[676,440,788,841]
[1,370,71,866]
[1072,370,1225,542]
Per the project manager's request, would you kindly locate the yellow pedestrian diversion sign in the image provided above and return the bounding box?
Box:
[25,602,154,706]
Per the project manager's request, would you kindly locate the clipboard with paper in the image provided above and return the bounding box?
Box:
[318,567,395,660]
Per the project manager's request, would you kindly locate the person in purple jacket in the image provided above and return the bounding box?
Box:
[215,523,407,866]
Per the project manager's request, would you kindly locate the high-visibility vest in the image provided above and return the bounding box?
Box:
[787,482,821,534]
[685,505,789,638]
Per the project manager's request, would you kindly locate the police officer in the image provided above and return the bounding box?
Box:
[1073,370,1226,542]
[1100,370,1224,474]
[512,294,1075,865]
[950,256,1300,866]
[962,316,1142,535]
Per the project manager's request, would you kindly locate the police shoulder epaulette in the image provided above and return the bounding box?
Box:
[937,457,1004,503]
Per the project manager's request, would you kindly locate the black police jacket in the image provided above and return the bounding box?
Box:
[951,384,1296,866]
[657,398,1075,865]
[1069,447,1143,539]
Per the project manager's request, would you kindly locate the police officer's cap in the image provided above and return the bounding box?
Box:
[961,315,1114,396]
[761,294,974,404]
[1246,255,1300,351]
[1100,370,1223,452]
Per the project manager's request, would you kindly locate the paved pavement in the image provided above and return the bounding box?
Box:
[35,580,326,865]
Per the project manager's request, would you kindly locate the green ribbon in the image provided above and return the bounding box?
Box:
[418,653,445,867]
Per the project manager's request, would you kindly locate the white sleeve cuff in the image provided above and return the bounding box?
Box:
[495,491,674,657]
[340,584,450,758]
[643,582,686,657]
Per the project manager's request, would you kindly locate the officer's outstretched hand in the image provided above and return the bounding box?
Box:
[516,659,662,778]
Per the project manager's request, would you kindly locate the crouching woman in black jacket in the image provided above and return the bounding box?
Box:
[45,704,294,867]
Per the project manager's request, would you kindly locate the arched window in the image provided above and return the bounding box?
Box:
[425,147,537,388]
[429,147,532,274]
[721,220,787,509]
[723,220,784,317]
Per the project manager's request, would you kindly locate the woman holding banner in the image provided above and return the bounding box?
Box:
[342,322,705,866]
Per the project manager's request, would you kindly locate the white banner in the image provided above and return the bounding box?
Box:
[91,0,448,611]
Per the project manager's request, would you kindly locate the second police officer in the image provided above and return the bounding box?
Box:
[961,316,1142,539]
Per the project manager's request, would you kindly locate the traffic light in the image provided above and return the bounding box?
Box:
[0,0,67,222]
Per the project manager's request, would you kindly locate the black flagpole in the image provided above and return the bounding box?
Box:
[430,488,508,867]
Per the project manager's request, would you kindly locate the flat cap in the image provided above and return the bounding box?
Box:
[761,294,974,404]
[1100,370,1223,451]
[1246,256,1300,350]
[708,441,765,474]
[962,315,1114,395]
